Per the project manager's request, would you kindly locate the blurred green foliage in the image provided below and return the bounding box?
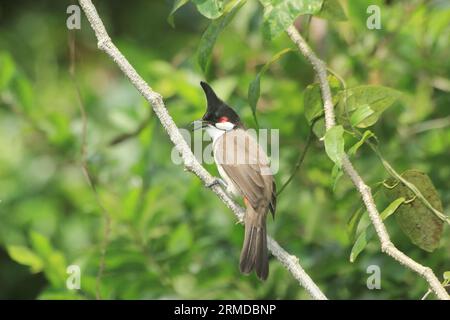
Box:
[0,0,449,299]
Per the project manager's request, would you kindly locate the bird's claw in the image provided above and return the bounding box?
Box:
[206,177,227,189]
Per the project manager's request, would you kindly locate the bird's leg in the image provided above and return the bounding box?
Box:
[207,178,244,224]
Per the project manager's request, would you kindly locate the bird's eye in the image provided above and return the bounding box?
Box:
[218,116,229,123]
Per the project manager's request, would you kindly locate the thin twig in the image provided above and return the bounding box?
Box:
[68,28,111,300]
[78,0,327,300]
[109,112,152,146]
[277,116,320,196]
[400,116,450,136]
[423,282,449,300]
[286,24,449,300]
[421,288,432,300]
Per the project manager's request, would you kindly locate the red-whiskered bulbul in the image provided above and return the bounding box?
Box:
[196,81,276,280]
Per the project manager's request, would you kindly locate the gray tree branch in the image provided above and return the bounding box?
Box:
[78,0,327,300]
[286,24,449,300]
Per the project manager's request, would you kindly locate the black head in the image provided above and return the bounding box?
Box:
[200,81,241,126]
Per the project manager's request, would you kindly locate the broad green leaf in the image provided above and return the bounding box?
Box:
[0,52,15,90]
[261,0,323,39]
[348,130,375,156]
[197,2,243,72]
[340,85,401,128]
[192,0,226,19]
[350,227,373,263]
[350,104,374,127]
[304,75,340,137]
[384,170,444,252]
[303,83,323,123]
[317,0,347,21]
[7,245,44,273]
[167,0,190,27]
[324,125,345,168]
[248,48,293,126]
[350,197,405,262]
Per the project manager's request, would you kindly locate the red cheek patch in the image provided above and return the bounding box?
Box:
[218,116,229,123]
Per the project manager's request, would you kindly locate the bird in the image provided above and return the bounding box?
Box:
[194,81,276,280]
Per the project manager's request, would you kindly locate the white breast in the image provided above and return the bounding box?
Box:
[205,124,241,196]
[205,125,226,144]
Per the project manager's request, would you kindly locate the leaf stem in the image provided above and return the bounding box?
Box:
[277,115,321,196]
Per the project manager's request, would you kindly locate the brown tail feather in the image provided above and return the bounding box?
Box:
[239,206,269,280]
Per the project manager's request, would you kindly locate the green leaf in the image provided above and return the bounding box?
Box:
[261,0,324,39]
[317,0,347,21]
[350,197,405,262]
[380,197,406,220]
[12,76,33,112]
[324,125,345,168]
[248,48,293,127]
[384,170,445,252]
[347,207,364,243]
[0,52,15,90]
[167,223,194,255]
[122,187,141,221]
[29,231,67,287]
[348,130,375,156]
[304,83,324,123]
[167,0,190,27]
[304,75,341,137]
[192,0,226,19]
[340,85,401,128]
[197,2,243,72]
[30,231,53,257]
[350,228,373,263]
[444,271,450,281]
[331,163,343,191]
[7,245,44,273]
[350,104,374,127]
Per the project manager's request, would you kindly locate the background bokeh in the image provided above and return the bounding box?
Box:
[0,0,449,299]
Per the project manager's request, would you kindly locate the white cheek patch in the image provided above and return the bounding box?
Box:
[215,121,234,131]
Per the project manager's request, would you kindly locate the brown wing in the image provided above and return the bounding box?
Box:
[215,129,275,214]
